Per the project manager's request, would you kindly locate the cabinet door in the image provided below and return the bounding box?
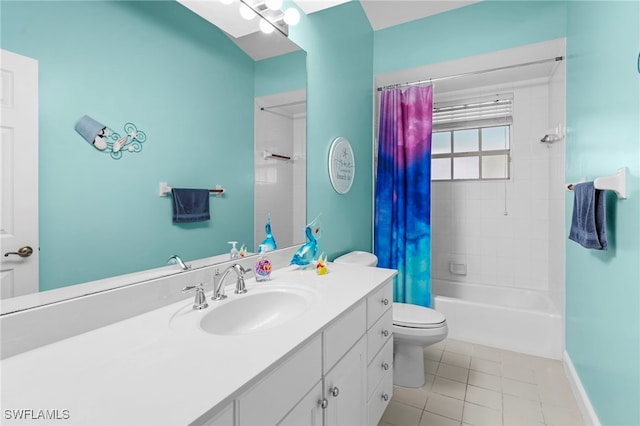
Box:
[324,337,367,426]
[278,381,323,426]
[238,335,321,425]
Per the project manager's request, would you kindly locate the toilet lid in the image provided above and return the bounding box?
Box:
[393,303,446,329]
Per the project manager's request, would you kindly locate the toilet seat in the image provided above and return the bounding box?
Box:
[393,302,446,329]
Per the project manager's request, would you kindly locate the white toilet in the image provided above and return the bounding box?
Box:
[334,251,448,388]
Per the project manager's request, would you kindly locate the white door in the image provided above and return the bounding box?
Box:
[0,49,39,299]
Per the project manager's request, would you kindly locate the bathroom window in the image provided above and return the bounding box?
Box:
[431,94,512,181]
[431,125,510,180]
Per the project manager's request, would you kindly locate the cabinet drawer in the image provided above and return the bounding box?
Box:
[323,301,366,373]
[367,368,393,426]
[367,307,392,364]
[367,337,393,400]
[238,335,321,426]
[367,281,393,328]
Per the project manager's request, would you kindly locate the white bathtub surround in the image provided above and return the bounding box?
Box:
[563,350,601,426]
[0,261,395,425]
[430,41,567,361]
[432,279,563,359]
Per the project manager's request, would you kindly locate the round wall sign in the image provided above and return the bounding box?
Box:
[328,137,355,194]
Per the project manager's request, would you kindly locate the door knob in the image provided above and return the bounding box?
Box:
[4,246,34,258]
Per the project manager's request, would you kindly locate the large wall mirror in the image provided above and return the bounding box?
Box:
[0,0,306,314]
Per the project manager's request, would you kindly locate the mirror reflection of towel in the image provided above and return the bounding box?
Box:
[568,182,608,250]
[171,188,210,223]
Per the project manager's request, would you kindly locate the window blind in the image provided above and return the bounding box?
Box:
[433,93,513,132]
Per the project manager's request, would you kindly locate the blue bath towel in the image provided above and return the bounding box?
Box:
[171,188,210,223]
[568,182,608,250]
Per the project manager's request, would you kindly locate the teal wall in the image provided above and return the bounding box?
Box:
[565,2,640,425]
[289,2,374,258]
[373,1,567,75]
[373,1,640,425]
[1,1,255,290]
[255,50,306,97]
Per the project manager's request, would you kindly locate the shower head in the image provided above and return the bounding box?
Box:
[540,134,559,143]
[540,127,563,144]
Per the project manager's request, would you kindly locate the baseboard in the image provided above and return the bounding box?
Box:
[563,350,600,426]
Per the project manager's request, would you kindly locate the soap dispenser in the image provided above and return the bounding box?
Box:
[254,244,272,282]
[228,241,239,260]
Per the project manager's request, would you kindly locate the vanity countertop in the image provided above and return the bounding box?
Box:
[0,263,396,425]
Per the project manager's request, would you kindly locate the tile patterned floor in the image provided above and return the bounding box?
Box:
[379,339,584,426]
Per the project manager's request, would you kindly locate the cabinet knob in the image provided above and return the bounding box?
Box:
[330,386,340,397]
[319,398,328,409]
[382,393,389,402]
[381,329,389,337]
[382,362,389,371]
[382,298,389,306]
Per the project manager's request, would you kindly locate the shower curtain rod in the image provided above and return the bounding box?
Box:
[377,56,564,91]
[260,100,307,119]
[260,100,306,110]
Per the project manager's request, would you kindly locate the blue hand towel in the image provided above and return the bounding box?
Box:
[568,181,608,250]
[171,188,210,223]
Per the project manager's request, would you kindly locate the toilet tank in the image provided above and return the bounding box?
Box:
[333,251,378,267]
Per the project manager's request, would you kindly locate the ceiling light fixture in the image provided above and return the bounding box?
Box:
[239,2,256,20]
[259,18,276,34]
[283,7,300,25]
[223,0,301,37]
[264,0,283,11]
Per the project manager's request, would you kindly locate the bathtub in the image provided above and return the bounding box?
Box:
[432,279,563,359]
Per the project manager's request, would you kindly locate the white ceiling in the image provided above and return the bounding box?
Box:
[177,1,564,96]
[358,0,480,31]
[177,0,479,60]
[375,38,566,97]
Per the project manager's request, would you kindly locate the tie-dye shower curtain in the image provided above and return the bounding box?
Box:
[374,85,433,307]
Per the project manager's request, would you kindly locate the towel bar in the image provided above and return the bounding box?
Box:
[159,182,225,197]
[263,150,291,161]
[565,167,627,199]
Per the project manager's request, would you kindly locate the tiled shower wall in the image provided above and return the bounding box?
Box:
[254,95,306,250]
[431,74,565,309]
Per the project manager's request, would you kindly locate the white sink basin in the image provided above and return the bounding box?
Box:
[198,286,316,335]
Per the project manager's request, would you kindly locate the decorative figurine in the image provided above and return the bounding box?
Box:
[291,214,322,267]
[260,213,277,252]
[315,252,328,275]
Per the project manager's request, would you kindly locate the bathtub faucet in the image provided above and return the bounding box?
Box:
[167,254,190,271]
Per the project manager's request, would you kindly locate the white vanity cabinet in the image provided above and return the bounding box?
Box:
[321,301,367,425]
[365,281,394,425]
[202,402,235,426]
[236,335,322,426]
[197,279,394,426]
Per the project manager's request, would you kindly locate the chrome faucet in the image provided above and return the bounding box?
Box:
[212,264,248,300]
[182,283,208,310]
[168,254,190,271]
